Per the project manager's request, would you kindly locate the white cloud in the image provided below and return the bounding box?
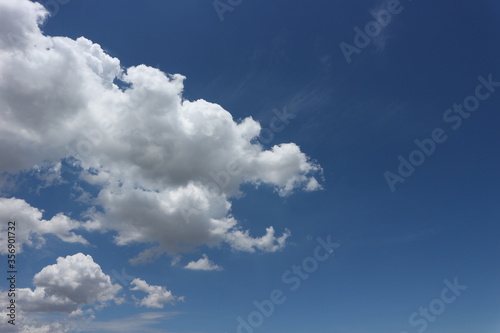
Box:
[19,253,122,313]
[0,197,87,253]
[130,278,182,309]
[184,254,223,271]
[0,254,177,331]
[170,255,181,266]
[0,0,323,259]
[224,226,291,253]
[305,177,322,192]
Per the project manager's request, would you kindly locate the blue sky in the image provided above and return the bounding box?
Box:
[0,0,499,332]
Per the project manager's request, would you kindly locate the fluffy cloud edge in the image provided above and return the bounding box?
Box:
[184,254,223,271]
[130,278,183,309]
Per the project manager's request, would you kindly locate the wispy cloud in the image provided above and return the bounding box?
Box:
[77,312,183,333]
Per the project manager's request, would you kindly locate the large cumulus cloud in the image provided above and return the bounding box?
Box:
[0,0,323,259]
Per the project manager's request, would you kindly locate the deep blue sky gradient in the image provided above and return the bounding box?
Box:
[12,0,500,332]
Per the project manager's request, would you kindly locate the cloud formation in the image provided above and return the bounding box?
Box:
[184,254,223,271]
[18,253,121,313]
[130,278,182,309]
[0,0,322,258]
[72,311,181,333]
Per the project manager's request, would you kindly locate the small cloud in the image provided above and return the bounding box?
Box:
[128,247,163,266]
[74,311,182,332]
[225,227,291,253]
[305,177,322,192]
[139,311,181,320]
[184,254,223,271]
[171,255,181,266]
[130,278,183,308]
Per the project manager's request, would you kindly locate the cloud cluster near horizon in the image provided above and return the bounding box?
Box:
[0,253,180,332]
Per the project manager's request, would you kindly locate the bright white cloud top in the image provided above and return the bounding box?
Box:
[19,253,121,313]
[0,0,322,261]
